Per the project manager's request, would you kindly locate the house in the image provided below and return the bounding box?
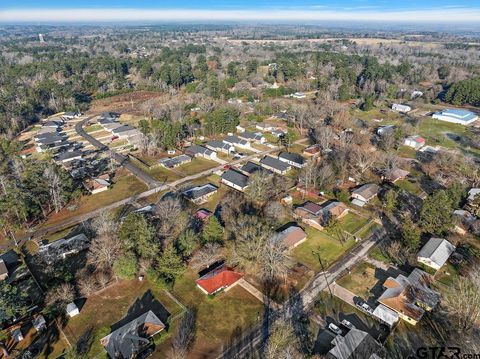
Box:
[411,90,423,99]
[326,327,385,359]
[376,125,395,136]
[85,175,110,194]
[99,112,120,121]
[351,184,380,207]
[417,237,456,271]
[33,315,47,332]
[467,188,480,203]
[278,152,306,168]
[273,112,289,120]
[391,103,411,113]
[196,263,244,295]
[377,268,440,325]
[159,154,191,168]
[183,184,218,204]
[62,111,81,120]
[272,226,307,249]
[100,310,165,359]
[12,328,24,342]
[271,129,285,138]
[303,144,321,157]
[206,140,235,154]
[111,125,140,139]
[38,234,90,264]
[453,209,475,234]
[255,123,275,132]
[0,259,8,281]
[238,131,266,144]
[291,92,306,99]
[220,169,249,191]
[222,136,251,149]
[55,150,83,164]
[432,109,478,125]
[281,194,293,205]
[259,156,291,175]
[66,302,80,317]
[240,161,271,175]
[185,145,217,160]
[294,201,349,230]
[404,135,426,149]
[386,168,409,183]
[42,119,64,128]
[236,125,245,133]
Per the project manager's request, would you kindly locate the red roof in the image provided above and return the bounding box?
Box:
[196,265,243,295]
[195,209,212,221]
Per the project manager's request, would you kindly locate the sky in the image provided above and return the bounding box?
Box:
[1,0,480,24]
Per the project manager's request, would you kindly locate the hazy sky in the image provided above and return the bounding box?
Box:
[1,0,480,23]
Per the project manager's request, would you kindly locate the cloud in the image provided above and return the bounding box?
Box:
[1,7,480,23]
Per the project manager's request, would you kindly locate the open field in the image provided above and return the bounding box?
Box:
[89,91,166,116]
[291,227,356,272]
[64,278,184,358]
[339,213,369,235]
[41,173,147,227]
[177,157,218,176]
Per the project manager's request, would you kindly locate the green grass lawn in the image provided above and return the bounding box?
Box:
[396,145,417,159]
[336,261,378,300]
[356,221,380,240]
[85,124,103,133]
[42,174,147,226]
[368,246,391,265]
[177,157,218,176]
[290,227,356,272]
[395,179,423,196]
[170,269,264,357]
[417,118,468,149]
[109,139,129,148]
[64,278,184,358]
[340,213,369,235]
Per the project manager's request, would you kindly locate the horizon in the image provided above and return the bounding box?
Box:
[2,1,480,25]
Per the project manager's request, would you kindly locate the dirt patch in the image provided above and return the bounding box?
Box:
[89,91,166,116]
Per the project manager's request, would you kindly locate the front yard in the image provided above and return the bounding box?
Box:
[336,261,379,300]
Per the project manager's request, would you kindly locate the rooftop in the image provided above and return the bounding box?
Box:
[196,264,243,294]
[417,237,455,268]
[221,169,249,188]
[434,109,478,122]
[260,156,290,172]
[278,151,305,165]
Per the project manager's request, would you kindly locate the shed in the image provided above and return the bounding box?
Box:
[66,302,80,317]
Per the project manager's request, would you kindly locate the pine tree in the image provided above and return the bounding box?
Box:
[157,244,185,283]
[202,216,224,244]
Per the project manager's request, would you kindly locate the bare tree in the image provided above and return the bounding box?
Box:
[88,235,122,270]
[298,160,318,198]
[91,210,118,237]
[262,236,290,282]
[46,283,75,307]
[78,275,98,297]
[190,243,222,270]
[313,126,334,150]
[44,166,63,213]
[265,319,303,359]
[169,308,197,359]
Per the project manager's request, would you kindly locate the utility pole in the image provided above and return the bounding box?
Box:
[312,249,333,299]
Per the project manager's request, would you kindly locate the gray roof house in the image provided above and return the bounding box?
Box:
[417,238,456,271]
[55,150,83,163]
[221,169,249,191]
[278,152,306,168]
[159,155,191,168]
[238,131,266,143]
[223,136,250,149]
[259,156,291,175]
[183,183,218,204]
[351,184,380,206]
[327,328,385,359]
[185,145,217,160]
[38,234,90,264]
[206,140,235,154]
[241,161,271,175]
[100,310,165,359]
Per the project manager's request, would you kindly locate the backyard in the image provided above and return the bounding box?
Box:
[336,261,379,300]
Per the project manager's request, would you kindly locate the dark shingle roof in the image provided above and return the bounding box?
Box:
[279,152,305,165]
[260,156,290,172]
[241,161,268,175]
[185,145,214,157]
[183,184,218,200]
[221,169,249,188]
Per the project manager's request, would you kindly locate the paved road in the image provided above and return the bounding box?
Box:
[217,228,387,359]
[75,116,161,188]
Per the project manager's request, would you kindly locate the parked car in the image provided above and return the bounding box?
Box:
[328,323,343,335]
[356,301,373,313]
[341,319,355,329]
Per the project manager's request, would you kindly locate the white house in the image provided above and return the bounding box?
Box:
[278,152,306,168]
[222,136,251,149]
[392,104,411,113]
[404,135,426,149]
[351,183,380,206]
[220,169,249,191]
[291,92,306,99]
[432,109,478,125]
[255,123,275,132]
[417,237,456,271]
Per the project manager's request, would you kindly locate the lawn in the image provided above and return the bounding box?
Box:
[395,179,423,196]
[177,157,219,176]
[340,213,369,235]
[290,227,356,272]
[170,269,264,358]
[42,174,147,226]
[356,221,380,240]
[85,124,103,133]
[109,139,129,148]
[336,261,379,300]
[198,186,229,212]
[396,145,417,159]
[368,246,391,265]
[417,117,468,149]
[64,278,184,358]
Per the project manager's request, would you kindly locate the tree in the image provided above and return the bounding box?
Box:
[157,244,185,283]
[325,217,349,246]
[176,229,198,258]
[46,283,75,307]
[0,281,29,322]
[119,212,158,260]
[383,189,398,213]
[400,216,421,250]
[91,210,118,237]
[78,274,98,297]
[444,272,480,332]
[170,308,197,359]
[245,171,275,204]
[202,216,224,244]
[113,253,138,280]
[88,235,122,270]
[420,190,454,235]
[262,236,290,282]
[265,319,302,359]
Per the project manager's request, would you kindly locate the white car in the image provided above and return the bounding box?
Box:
[328,323,343,335]
[341,319,354,329]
